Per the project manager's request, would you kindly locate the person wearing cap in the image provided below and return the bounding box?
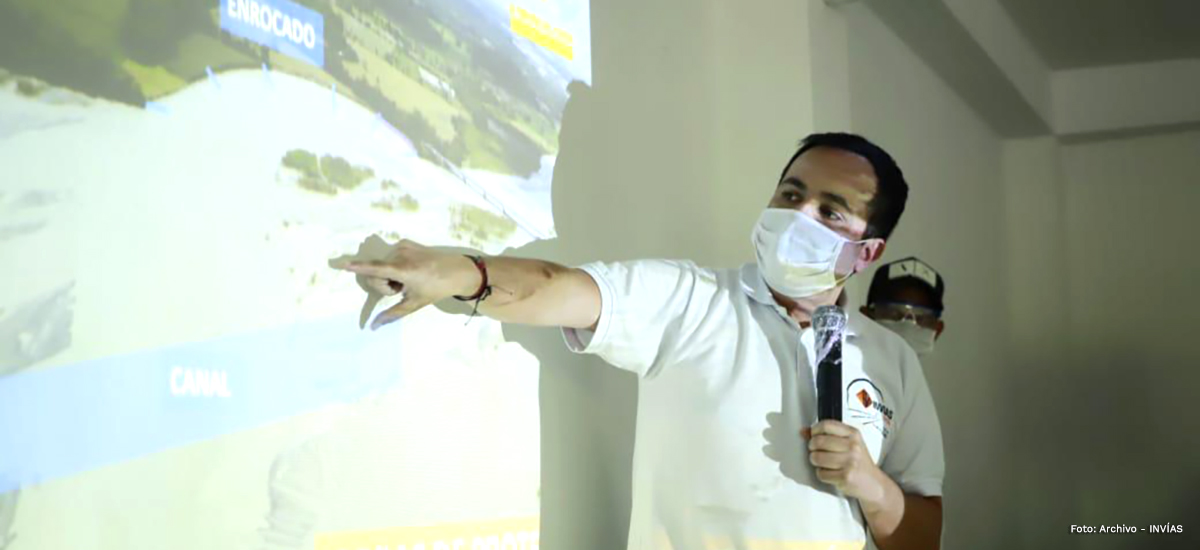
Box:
[334,133,944,550]
[862,257,945,357]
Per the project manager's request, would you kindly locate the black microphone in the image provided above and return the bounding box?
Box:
[814,305,847,422]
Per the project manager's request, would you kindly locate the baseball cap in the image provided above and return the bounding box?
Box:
[867,256,945,312]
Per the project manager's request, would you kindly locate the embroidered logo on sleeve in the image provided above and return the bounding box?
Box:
[846,379,894,439]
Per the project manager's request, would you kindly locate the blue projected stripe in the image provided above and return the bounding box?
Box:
[0,314,399,492]
[219,0,325,68]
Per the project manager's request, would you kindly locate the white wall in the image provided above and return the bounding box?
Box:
[513,1,816,549]
[708,0,816,262]
[1057,130,1200,548]
[520,3,1200,550]
[941,0,1053,124]
[1053,60,1200,136]
[522,2,1049,548]
[838,13,1200,550]
[999,136,1076,549]
[841,5,1014,549]
[994,130,1200,550]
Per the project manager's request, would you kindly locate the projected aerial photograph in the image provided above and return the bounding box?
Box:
[0,0,590,548]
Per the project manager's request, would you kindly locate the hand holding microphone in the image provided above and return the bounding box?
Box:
[806,306,886,503]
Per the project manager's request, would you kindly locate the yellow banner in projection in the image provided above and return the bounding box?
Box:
[509,4,574,61]
[740,542,863,550]
[315,518,863,550]
[654,533,866,550]
[314,517,539,550]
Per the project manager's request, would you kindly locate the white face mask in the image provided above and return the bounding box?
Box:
[876,319,937,356]
[752,208,865,299]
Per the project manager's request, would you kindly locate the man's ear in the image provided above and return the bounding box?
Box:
[853,239,887,273]
[935,320,945,339]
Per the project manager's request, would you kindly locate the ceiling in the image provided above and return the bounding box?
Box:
[999,0,1200,69]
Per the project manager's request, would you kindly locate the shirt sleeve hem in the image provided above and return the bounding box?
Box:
[561,264,614,355]
[898,478,943,498]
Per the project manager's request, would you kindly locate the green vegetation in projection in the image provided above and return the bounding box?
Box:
[371,195,420,213]
[321,154,375,189]
[0,0,571,180]
[372,180,420,212]
[333,0,560,177]
[450,204,517,248]
[282,149,321,176]
[282,149,374,196]
[7,74,51,100]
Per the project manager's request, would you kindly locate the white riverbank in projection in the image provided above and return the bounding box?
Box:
[0,69,541,549]
[1,68,553,367]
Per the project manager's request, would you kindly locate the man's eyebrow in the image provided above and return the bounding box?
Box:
[820,191,851,211]
[779,176,806,189]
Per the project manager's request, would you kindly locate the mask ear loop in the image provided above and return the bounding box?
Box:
[812,241,862,363]
[831,239,869,285]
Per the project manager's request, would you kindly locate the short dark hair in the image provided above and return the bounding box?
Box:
[777,132,909,240]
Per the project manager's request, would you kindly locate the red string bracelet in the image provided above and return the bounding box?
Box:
[453,255,492,319]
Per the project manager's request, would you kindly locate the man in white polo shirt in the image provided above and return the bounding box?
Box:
[337,133,944,550]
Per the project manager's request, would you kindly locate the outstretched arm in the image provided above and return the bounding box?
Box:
[334,240,601,330]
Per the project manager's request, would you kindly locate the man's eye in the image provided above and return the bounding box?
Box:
[782,192,800,202]
[820,206,844,222]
